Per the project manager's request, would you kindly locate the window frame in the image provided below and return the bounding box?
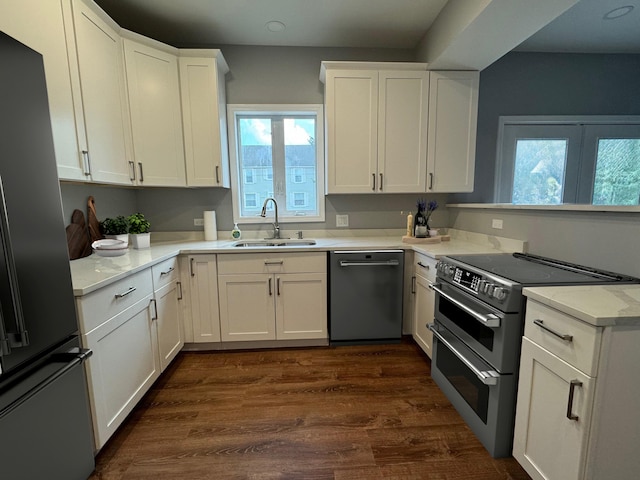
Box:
[227,104,325,224]
[495,116,640,205]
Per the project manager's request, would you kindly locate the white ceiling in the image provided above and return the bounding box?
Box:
[94,0,640,54]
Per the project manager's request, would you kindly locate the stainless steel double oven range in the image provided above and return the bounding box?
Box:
[427,253,639,458]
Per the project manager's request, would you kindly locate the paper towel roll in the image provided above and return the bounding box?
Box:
[204,211,217,241]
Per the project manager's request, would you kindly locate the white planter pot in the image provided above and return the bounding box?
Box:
[130,233,150,249]
[104,234,129,247]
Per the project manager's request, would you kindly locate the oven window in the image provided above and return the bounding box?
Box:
[439,296,495,351]
[436,342,490,424]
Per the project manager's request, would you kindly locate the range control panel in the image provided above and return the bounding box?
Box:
[436,260,511,304]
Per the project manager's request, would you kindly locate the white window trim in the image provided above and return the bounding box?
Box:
[227,104,325,224]
[290,191,309,208]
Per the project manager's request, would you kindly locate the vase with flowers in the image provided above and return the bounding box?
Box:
[414,199,438,238]
[424,200,438,236]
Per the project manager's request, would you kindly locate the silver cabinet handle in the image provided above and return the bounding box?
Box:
[138,162,144,182]
[372,173,376,191]
[417,262,430,270]
[340,260,400,267]
[428,172,434,190]
[277,277,281,296]
[268,277,273,296]
[177,281,183,300]
[379,173,383,191]
[150,299,158,321]
[411,276,416,294]
[533,319,573,342]
[429,283,501,328]
[566,379,582,421]
[128,161,136,181]
[190,258,195,277]
[215,165,220,184]
[115,286,136,299]
[160,267,174,276]
[264,260,284,265]
[81,150,91,176]
[428,323,499,385]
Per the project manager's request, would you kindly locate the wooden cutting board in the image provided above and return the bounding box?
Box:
[87,196,102,243]
[66,209,92,260]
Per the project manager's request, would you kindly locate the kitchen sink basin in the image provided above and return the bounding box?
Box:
[232,239,316,247]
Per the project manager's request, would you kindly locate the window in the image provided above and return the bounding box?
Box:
[228,105,325,223]
[244,193,258,209]
[495,117,640,205]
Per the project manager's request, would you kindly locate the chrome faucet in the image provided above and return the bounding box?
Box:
[260,197,283,239]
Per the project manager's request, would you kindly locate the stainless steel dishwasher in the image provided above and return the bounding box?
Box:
[329,250,404,344]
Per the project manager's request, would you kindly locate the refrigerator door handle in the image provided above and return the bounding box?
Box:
[0,175,28,355]
[0,348,92,420]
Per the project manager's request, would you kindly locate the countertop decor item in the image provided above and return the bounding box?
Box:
[66,209,92,260]
[87,196,102,243]
[127,213,151,249]
[100,215,129,247]
[91,239,127,257]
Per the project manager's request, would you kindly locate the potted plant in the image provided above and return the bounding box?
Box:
[99,216,129,246]
[127,212,151,249]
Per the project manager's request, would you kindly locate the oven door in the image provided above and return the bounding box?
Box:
[428,321,516,458]
[431,281,523,374]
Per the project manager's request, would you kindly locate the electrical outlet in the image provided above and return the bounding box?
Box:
[194,218,204,226]
[336,214,349,228]
[492,218,503,229]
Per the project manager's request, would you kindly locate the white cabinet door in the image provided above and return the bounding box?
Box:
[218,274,276,341]
[0,0,83,181]
[276,273,327,340]
[179,53,230,187]
[325,69,379,193]
[413,273,435,358]
[82,294,159,450]
[154,280,183,371]
[513,337,594,480]
[123,38,186,186]
[70,0,133,185]
[427,71,479,192]
[378,71,429,193]
[188,255,221,343]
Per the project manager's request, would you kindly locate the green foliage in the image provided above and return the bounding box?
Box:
[127,213,151,234]
[100,216,129,235]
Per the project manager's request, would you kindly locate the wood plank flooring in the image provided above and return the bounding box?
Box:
[89,338,531,479]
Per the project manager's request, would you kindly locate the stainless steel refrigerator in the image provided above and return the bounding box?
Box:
[0,31,95,479]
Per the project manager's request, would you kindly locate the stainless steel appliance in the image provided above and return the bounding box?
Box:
[0,32,95,478]
[329,250,404,344]
[428,252,639,458]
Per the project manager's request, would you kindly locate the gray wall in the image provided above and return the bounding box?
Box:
[449,52,640,277]
[62,45,448,235]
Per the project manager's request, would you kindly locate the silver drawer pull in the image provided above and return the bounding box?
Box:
[417,262,430,270]
[429,283,501,328]
[340,260,399,267]
[428,323,499,386]
[566,379,582,421]
[533,319,573,342]
[160,267,175,276]
[264,260,284,265]
[115,286,136,299]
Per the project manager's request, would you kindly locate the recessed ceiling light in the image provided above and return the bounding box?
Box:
[603,5,634,20]
[265,21,286,33]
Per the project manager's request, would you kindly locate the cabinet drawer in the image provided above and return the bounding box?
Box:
[76,269,154,334]
[414,252,436,281]
[217,252,326,275]
[524,300,602,376]
[151,256,179,290]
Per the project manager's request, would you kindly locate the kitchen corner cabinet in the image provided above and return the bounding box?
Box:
[186,254,222,343]
[179,51,231,187]
[426,71,479,192]
[217,253,327,342]
[0,0,83,181]
[513,298,640,480]
[322,63,429,194]
[66,0,134,185]
[411,252,437,358]
[122,33,186,187]
[151,257,184,370]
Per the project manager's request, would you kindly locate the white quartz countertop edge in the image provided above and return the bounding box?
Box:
[523,285,640,327]
[70,234,520,297]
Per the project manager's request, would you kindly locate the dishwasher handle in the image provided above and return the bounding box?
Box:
[339,260,400,267]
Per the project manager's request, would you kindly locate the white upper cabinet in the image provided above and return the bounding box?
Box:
[123,33,186,186]
[0,0,84,181]
[426,70,479,192]
[67,0,134,185]
[179,51,231,187]
[322,62,429,194]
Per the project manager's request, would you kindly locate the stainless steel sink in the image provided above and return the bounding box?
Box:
[232,239,316,247]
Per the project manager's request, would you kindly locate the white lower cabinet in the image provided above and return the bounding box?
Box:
[513,298,640,480]
[185,254,221,343]
[411,252,437,358]
[217,253,327,342]
[151,257,184,370]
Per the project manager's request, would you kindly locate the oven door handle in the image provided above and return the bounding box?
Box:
[429,283,501,328]
[428,323,499,386]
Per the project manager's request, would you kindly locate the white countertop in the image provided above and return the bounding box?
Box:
[70,229,526,296]
[523,285,640,327]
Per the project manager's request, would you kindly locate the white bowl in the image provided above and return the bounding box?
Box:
[92,239,127,250]
[93,247,127,257]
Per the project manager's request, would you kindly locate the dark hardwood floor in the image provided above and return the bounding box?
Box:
[89,338,531,479]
